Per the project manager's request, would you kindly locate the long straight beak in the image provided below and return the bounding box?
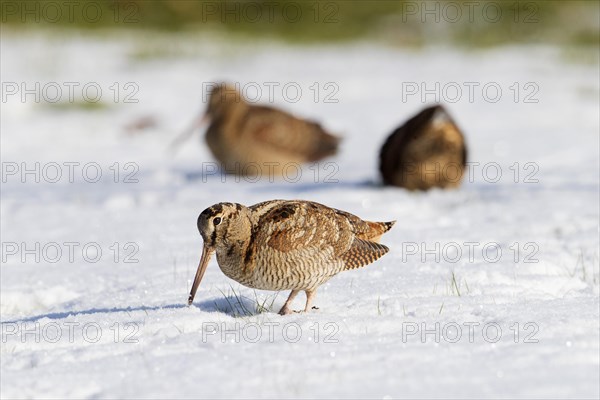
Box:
[169,114,208,154]
[187,244,215,305]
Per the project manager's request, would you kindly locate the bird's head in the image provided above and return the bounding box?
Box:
[188,202,251,305]
[204,83,244,120]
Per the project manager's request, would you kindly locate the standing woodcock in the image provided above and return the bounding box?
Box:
[187,200,395,315]
[173,83,340,176]
[379,105,467,190]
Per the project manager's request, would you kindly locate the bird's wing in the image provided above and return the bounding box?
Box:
[254,201,352,254]
[242,106,339,161]
[250,201,390,272]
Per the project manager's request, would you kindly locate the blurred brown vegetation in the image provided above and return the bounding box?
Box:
[1,0,598,46]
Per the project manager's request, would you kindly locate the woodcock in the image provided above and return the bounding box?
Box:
[174,83,340,176]
[379,105,467,190]
[187,200,395,315]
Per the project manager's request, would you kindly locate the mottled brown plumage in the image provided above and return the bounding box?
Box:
[203,83,340,176]
[379,105,467,190]
[187,200,395,315]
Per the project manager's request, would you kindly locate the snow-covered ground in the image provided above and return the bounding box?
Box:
[1,31,599,399]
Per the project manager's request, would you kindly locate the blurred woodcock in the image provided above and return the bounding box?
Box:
[379,105,467,190]
[173,83,340,176]
[187,200,395,315]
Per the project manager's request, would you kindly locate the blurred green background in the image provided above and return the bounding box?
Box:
[1,0,598,47]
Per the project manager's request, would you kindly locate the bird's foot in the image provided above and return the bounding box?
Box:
[279,308,314,315]
[278,306,297,315]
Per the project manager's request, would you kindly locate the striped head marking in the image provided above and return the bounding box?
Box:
[196,202,248,247]
[189,202,249,305]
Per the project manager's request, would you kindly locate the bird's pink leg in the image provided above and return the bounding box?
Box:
[304,289,318,312]
[278,290,300,315]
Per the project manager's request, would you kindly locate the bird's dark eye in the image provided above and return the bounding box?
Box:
[213,217,222,226]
